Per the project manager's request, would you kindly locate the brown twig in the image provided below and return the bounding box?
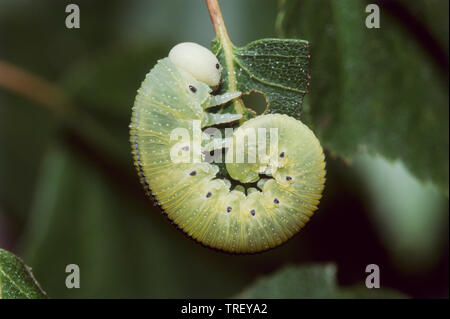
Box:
[0,59,146,214]
[0,60,71,116]
[205,0,232,45]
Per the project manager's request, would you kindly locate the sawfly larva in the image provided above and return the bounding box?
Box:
[130,42,325,253]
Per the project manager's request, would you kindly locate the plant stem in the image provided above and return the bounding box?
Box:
[0,60,71,116]
[206,0,232,45]
[206,0,246,118]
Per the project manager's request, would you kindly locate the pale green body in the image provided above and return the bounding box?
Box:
[130,58,325,253]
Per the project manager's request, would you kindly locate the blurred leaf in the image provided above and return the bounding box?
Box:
[278,0,449,194]
[237,264,336,298]
[0,0,126,81]
[61,45,167,120]
[397,0,449,53]
[211,38,310,118]
[0,0,137,222]
[236,264,407,298]
[238,264,337,299]
[0,94,58,220]
[59,44,168,164]
[0,248,47,299]
[335,285,407,299]
[354,154,448,273]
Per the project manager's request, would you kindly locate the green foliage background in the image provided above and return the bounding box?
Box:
[0,0,448,298]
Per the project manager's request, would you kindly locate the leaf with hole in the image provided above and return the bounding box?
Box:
[211,38,310,119]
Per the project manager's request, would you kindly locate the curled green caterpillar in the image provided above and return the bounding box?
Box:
[130,42,326,253]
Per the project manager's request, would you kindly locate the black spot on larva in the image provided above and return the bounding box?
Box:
[227,206,232,213]
[250,209,256,216]
[206,191,212,198]
[215,63,220,69]
[189,85,197,93]
[279,152,285,158]
[286,176,292,181]
[182,146,189,151]
[189,171,196,176]
[274,198,279,204]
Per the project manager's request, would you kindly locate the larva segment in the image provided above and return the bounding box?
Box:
[130,57,326,254]
[207,91,242,109]
[202,112,242,128]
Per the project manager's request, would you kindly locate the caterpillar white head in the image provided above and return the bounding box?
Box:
[169,42,222,88]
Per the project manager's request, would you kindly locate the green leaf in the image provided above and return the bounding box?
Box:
[211,37,310,119]
[236,264,407,299]
[0,248,47,299]
[335,285,407,299]
[277,0,449,194]
[236,264,337,298]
